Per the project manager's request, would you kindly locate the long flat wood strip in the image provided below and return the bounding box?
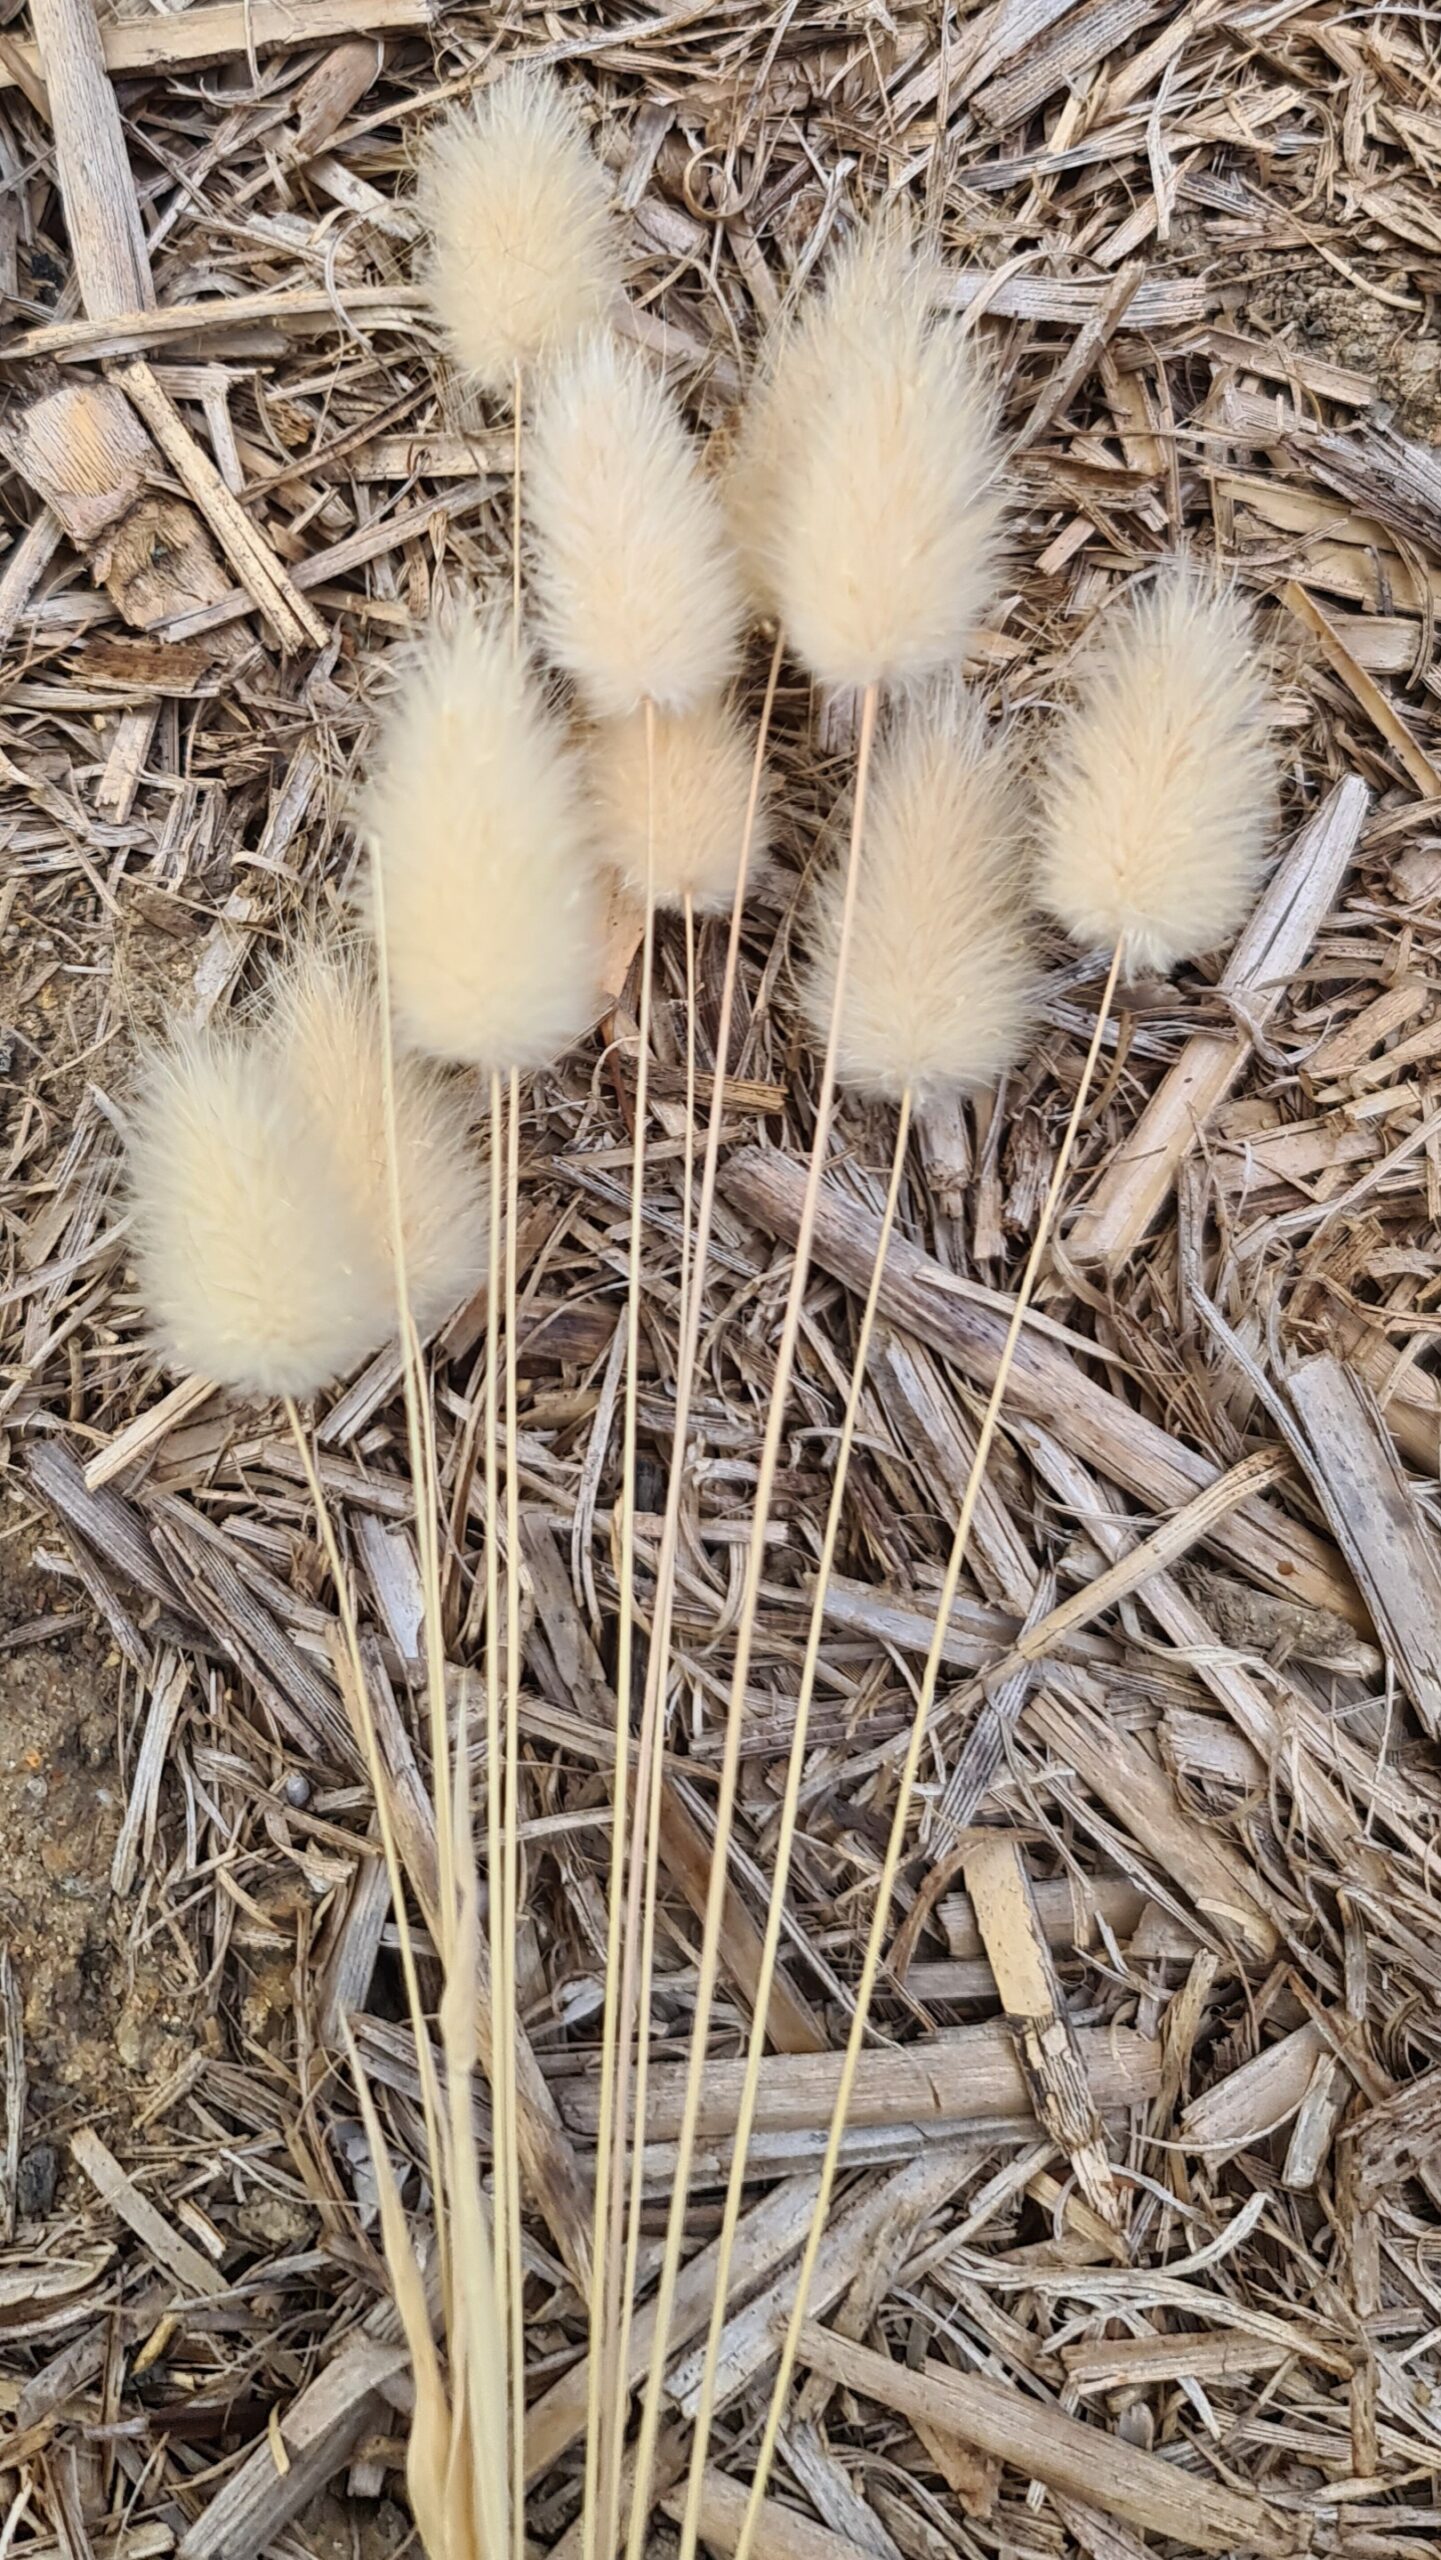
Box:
[793,2327,1296,2557]
[0,0,428,90]
[556,2020,1161,2141]
[29,0,152,318]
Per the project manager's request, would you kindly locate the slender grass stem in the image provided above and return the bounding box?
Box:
[730,936,1128,2560]
[674,1085,913,2560]
[623,678,880,2560]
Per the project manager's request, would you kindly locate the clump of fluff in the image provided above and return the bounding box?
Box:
[416,68,618,392]
[527,334,742,716]
[727,220,1004,689]
[803,688,1034,1104]
[365,605,601,1072]
[268,942,487,1334]
[1037,567,1277,972]
[128,1029,392,1398]
[586,696,769,914]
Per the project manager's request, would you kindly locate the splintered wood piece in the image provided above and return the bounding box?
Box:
[119,360,326,652]
[1349,2059,1441,2209]
[721,1146,1360,1626]
[1286,1353,1441,1736]
[557,2020,1160,2143]
[1068,773,1370,1263]
[961,1833,1126,2233]
[792,2327,1296,2557]
[1181,2022,1327,2162]
[2,376,239,635]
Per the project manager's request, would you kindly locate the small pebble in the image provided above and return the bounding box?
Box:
[283,1771,311,1808]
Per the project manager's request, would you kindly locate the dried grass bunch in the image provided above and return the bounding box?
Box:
[804,687,1033,1102]
[417,66,618,393]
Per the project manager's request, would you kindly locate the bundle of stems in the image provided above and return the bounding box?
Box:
[120,77,1282,2560]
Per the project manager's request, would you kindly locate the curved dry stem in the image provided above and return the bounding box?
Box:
[730,937,1127,2560]
[622,678,880,2560]
[674,1085,913,2560]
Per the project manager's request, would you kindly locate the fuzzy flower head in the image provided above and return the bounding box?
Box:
[527,334,743,717]
[728,219,1004,690]
[1038,566,1277,971]
[364,604,602,1073]
[417,67,618,393]
[804,686,1034,1105]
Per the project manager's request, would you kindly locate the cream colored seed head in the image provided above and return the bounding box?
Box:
[728,220,1004,689]
[527,333,743,717]
[804,686,1034,1105]
[268,941,487,1336]
[1038,566,1277,972]
[128,1028,392,1398]
[364,604,602,1073]
[416,67,618,393]
[586,695,770,915]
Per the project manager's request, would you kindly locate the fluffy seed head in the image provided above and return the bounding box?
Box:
[364,605,602,1072]
[268,942,487,1335]
[803,687,1034,1104]
[586,696,769,914]
[728,221,1004,689]
[527,334,742,716]
[127,1028,392,1398]
[1038,567,1277,971]
[416,68,618,392]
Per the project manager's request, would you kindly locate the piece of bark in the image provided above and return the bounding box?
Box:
[962,1834,1126,2232]
[1286,1353,1441,1736]
[721,1146,1360,1626]
[793,2327,1295,2556]
[1069,775,1370,1263]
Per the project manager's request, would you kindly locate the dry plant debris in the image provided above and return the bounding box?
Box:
[6,3,1441,2559]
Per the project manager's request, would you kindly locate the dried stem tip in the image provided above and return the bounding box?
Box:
[417,67,618,393]
[365,604,601,1074]
[528,334,742,717]
[588,695,770,915]
[1038,566,1277,971]
[804,686,1034,1104]
[729,220,1004,690]
[127,1028,391,1398]
[268,941,487,1335]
